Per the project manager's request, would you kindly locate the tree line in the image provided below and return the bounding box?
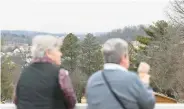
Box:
[1,0,184,103]
[60,33,104,102]
[60,20,184,102]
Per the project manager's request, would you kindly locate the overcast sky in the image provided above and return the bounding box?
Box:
[1,0,171,33]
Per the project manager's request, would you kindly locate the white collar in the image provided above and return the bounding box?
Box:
[104,63,128,71]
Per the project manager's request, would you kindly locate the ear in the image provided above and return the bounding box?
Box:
[119,55,125,64]
[121,54,127,60]
[124,54,128,59]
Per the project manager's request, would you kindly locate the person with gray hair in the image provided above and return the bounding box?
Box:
[13,35,76,109]
[86,38,155,109]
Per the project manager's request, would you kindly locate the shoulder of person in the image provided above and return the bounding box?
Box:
[87,70,102,85]
[59,68,69,76]
[124,71,140,82]
[128,71,139,76]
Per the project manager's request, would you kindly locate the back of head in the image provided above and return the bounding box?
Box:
[102,38,129,64]
[31,35,62,58]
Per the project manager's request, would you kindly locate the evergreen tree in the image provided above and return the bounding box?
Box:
[137,20,169,43]
[135,20,169,61]
[1,56,15,102]
[79,33,104,76]
[128,43,139,72]
[60,33,84,102]
[60,33,80,73]
[129,20,169,72]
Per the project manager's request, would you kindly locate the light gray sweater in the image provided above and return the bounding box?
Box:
[86,63,155,109]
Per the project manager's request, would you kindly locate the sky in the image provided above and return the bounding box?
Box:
[1,0,171,33]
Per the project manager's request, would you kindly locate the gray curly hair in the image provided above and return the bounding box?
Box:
[102,38,128,64]
[31,35,63,58]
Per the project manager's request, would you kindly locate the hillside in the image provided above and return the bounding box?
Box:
[1,30,65,45]
[1,25,146,45]
[98,25,147,43]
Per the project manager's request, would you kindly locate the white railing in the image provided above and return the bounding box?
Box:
[0,103,184,109]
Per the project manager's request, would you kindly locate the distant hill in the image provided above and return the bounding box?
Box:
[1,30,66,45]
[1,30,65,37]
[98,25,147,43]
[0,30,104,45]
[1,25,147,45]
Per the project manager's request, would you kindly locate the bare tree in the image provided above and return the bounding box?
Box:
[167,0,184,25]
[134,19,184,101]
[146,26,184,101]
